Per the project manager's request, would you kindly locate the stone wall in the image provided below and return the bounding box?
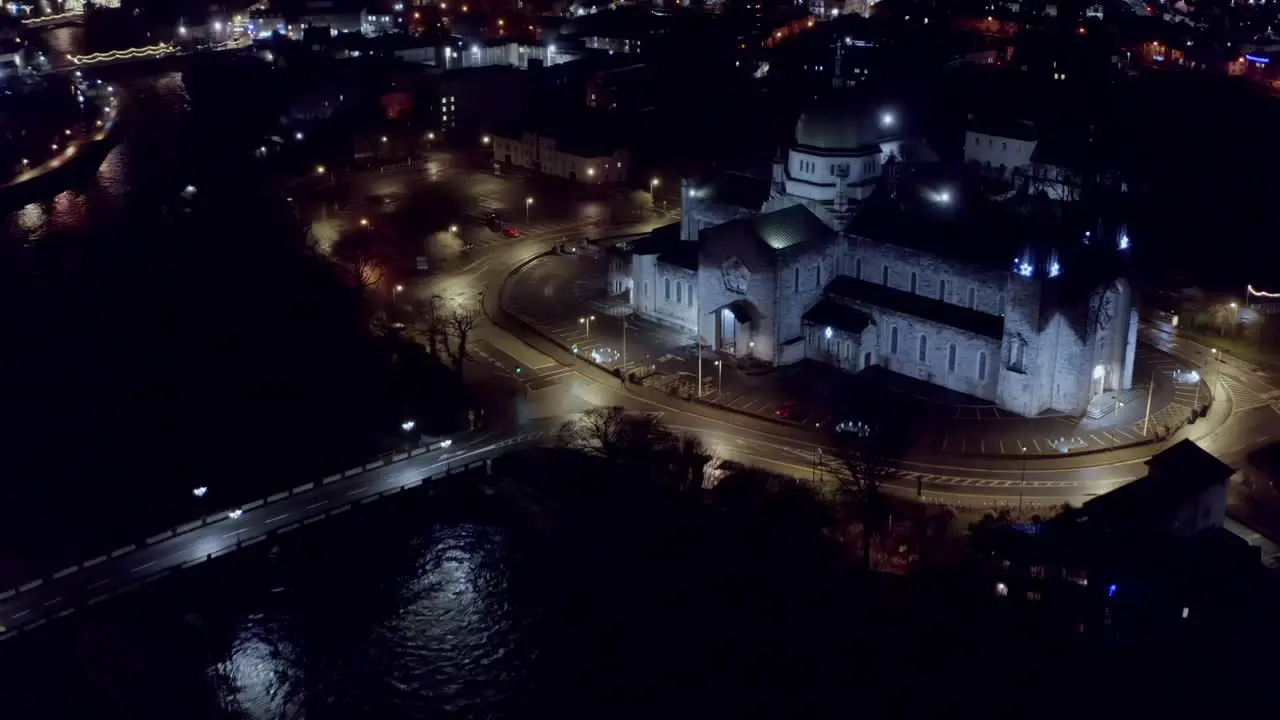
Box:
[631,254,697,332]
[843,236,1010,317]
[777,240,841,345]
[697,230,779,362]
[874,308,1001,401]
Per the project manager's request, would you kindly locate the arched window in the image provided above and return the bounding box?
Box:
[968,286,977,310]
[918,334,928,363]
[855,257,863,280]
[664,278,671,301]
[978,351,988,381]
[910,272,918,294]
[676,282,682,304]
[998,293,1005,316]
[1011,340,1026,372]
[882,264,890,285]
[938,278,947,302]
[947,343,957,373]
[890,326,899,354]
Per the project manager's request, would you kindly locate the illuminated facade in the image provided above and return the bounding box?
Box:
[612,104,1137,416]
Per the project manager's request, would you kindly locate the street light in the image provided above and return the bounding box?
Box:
[381,136,388,143]
[359,217,370,227]
[393,283,404,302]
[401,419,416,431]
[715,359,723,395]
[481,135,491,145]
[228,509,243,520]
[427,132,435,141]
[579,314,595,339]
[192,486,208,497]
[880,111,896,128]
[449,224,459,234]
[315,164,326,175]
[525,196,534,223]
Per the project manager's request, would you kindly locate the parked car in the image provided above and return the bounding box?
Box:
[503,225,523,238]
[775,401,798,420]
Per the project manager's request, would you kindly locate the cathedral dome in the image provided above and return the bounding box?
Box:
[794,108,879,152]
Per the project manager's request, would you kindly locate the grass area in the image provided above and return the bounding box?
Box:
[1177,328,1278,367]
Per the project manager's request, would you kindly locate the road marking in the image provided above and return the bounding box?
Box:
[346,486,367,495]
[88,579,110,589]
[221,529,243,539]
[13,610,29,618]
[265,513,291,524]
[131,561,158,573]
[306,500,328,510]
[44,598,61,606]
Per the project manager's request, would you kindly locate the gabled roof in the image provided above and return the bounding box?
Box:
[700,203,834,253]
[823,275,1004,339]
[749,204,835,251]
[1085,440,1234,524]
[802,299,873,335]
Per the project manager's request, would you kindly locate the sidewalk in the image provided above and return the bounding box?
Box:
[503,252,1215,460]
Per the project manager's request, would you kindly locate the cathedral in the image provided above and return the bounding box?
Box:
[608,100,1137,417]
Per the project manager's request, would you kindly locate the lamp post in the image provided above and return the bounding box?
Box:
[579,314,595,339]
[650,176,660,199]
[621,314,630,370]
[1142,370,1155,437]
[525,196,533,224]
[1019,445,1027,514]
[715,359,723,396]
[393,283,404,304]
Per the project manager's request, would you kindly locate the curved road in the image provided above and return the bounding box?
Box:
[5,172,1280,638]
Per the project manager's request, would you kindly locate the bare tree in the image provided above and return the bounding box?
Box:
[344,250,381,292]
[557,406,666,460]
[827,430,895,570]
[444,305,481,375]
[415,294,447,360]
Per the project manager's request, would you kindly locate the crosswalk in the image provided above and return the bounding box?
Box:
[1220,374,1280,412]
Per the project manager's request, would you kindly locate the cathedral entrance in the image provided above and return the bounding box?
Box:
[715,300,757,355]
[1091,364,1105,397]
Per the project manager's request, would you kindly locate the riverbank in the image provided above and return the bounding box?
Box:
[0,98,121,211]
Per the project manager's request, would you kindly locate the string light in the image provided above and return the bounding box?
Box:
[1247,285,1280,298]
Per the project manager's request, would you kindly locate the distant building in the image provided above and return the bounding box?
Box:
[974,440,1258,637]
[491,128,629,184]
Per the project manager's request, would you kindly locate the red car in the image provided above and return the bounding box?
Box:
[502,225,523,238]
[774,401,798,420]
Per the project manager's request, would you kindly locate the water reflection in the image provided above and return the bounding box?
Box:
[223,622,304,719]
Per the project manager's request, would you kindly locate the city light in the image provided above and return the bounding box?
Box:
[315,164,326,175]
[481,135,491,145]
[587,167,595,177]
[881,111,896,128]
[192,486,208,497]
[360,218,370,227]
[228,509,243,519]
[295,131,304,140]
[401,420,416,431]
[449,224,459,233]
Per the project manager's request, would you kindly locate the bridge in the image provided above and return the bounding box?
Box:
[54,38,248,71]
[20,10,84,29]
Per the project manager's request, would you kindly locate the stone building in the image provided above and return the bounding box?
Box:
[610,100,1136,416]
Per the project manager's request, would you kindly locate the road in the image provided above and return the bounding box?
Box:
[6,159,1280,637]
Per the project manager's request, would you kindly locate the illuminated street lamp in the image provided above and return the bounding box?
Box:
[359,217,370,227]
[525,196,533,223]
[427,132,436,141]
[650,177,660,196]
[579,314,595,339]
[449,224,459,234]
[481,135,491,146]
[880,111,896,128]
[295,131,304,141]
[715,359,723,395]
[315,164,326,175]
[401,419,416,432]
[192,486,208,497]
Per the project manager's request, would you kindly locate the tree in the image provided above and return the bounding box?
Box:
[444,305,481,375]
[556,406,710,489]
[414,294,447,360]
[827,428,895,570]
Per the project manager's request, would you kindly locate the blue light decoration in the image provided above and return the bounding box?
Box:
[1119,233,1130,250]
[1246,54,1270,65]
[1108,583,1118,598]
[1013,257,1034,277]
[1048,260,1061,278]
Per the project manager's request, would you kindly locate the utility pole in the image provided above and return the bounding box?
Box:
[1142,370,1154,436]
[696,293,703,398]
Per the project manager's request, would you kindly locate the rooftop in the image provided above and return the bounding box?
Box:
[823,274,1003,339]
[688,171,770,212]
[801,298,873,335]
[1085,439,1234,527]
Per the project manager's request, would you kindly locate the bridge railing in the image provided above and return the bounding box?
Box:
[0,433,502,613]
[0,455,514,642]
